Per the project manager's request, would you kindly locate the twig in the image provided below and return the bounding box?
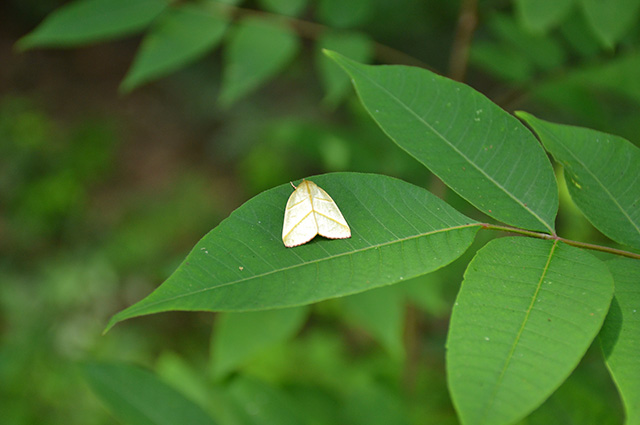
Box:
[213,2,431,69]
[448,0,478,81]
[480,223,640,260]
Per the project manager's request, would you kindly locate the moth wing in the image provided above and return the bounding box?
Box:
[282,182,319,247]
[308,182,351,240]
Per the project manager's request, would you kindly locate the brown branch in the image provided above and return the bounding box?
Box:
[480,223,640,260]
[212,2,431,69]
[448,0,478,81]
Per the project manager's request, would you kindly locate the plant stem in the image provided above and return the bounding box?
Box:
[213,2,432,69]
[448,0,478,81]
[480,223,640,260]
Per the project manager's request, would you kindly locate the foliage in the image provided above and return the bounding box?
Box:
[5,0,640,424]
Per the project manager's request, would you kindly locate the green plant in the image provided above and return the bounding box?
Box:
[16,0,640,424]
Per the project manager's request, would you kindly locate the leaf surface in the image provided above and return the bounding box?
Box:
[447,237,613,425]
[515,0,574,32]
[341,284,405,358]
[326,51,558,233]
[518,112,640,250]
[257,0,308,16]
[121,3,228,91]
[219,17,299,106]
[600,257,640,425]
[580,0,640,47]
[106,172,478,331]
[83,362,217,425]
[17,0,169,49]
[210,306,309,378]
[228,376,306,425]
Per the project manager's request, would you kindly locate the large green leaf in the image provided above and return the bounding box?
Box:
[106,173,478,331]
[515,0,575,33]
[17,0,169,49]
[447,237,614,425]
[600,257,640,425]
[219,17,300,106]
[326,51,558,233]
[210,306,309,378]
[580,0,640,47]
[121,3,229,92]
[517,112,640,250]
[83,362,218,425]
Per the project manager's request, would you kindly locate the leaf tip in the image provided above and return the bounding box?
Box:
[14,36,34,52]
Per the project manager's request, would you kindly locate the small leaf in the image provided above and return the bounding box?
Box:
[447,237,614,425]
[562,52,640,105]
[317,0,372,28]
[600,257,640,425]
[257,0,308,16]
[341,285,405,358]
[228,376,306,425]
[17,0,169,49]
[470,42,534,83]
[487,14,566,71]
[121,3,229,92]
[219,17,299,106]
[316,30,373,106]
[325,51,558,233]
[83,362,218,425]
[515,0,575,33]
[580,0,640,47]
[105,172,478,331]
[341,381,412,425]
[210,306,309,378]
[517,112,640,250]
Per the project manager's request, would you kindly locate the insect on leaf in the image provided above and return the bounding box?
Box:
[282,179,351,247]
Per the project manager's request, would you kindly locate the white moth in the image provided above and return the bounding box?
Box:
[282,180,351,247]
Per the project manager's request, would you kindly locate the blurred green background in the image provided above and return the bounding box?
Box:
[1,0,638,423]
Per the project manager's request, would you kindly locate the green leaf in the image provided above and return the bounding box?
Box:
[105,172,478,331]
[316,31,374,106]
[219,17,300,106]
[121,3,229,92]
[527,359,623,425]
[83,362,218,425]
[517,112,640,250]
[341,381,412,425]
[561,52,640,105]
[317,0,372,28]
[155,353,250,425]
[446,237,614,425]
[228,376,306,425]
[325,51,558,233]
[470,42,534,83]
[579,0,640,47]
[600,257,640,425]
[257,0,308,16]
[487,14,566,71]
[17,0,169,49]
[515,0,575,33]
[210,306,309,378]
[341,284,405,358]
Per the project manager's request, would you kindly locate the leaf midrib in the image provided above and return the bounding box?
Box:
[479,239,559,424]
[116,223,478,317]
[343,59,553,233]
